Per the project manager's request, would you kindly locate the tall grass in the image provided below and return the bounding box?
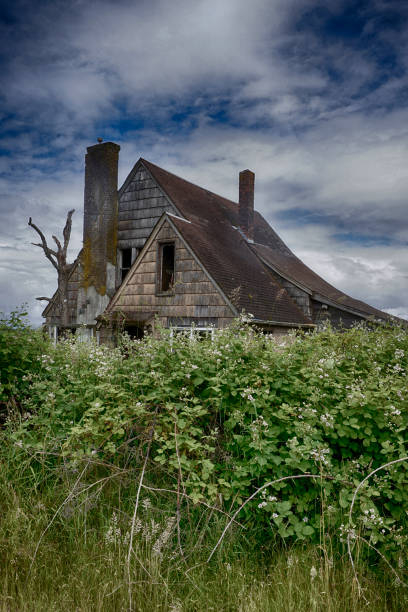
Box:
[0,453,407,611]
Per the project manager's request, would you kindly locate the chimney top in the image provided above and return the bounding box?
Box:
[238,169,255,242]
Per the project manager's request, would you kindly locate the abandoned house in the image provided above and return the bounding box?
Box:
[42,140,396,341]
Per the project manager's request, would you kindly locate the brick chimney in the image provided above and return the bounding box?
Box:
[239,169,255,241]
[82,141,120,297]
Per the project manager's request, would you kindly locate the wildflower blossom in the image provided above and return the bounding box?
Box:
[310,566,317,580]
[310,447,330,466]
[152,516,176,556]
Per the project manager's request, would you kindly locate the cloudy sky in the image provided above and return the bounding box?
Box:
[0,0,407,326]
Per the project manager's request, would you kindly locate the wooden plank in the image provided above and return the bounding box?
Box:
[119,228,156,240]
[120,195,167,211]
[157,226,176,240]
[118,206,169,221]
[118,238,148,249]
[137,272,156,284]
[125,181,159,193]
[141,250,156,264]
[175,281,215,294]
[179,270,205,283]
[130,261,156,275]
[133,284,156,296]
[175,259,201,272]
[118,217,157,230]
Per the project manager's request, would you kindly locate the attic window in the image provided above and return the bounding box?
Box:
[121,248,132,282]
[160,243,175,292]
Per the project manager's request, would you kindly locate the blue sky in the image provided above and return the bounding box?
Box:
[0,0,407,325]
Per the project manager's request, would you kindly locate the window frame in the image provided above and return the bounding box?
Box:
[120,248,133,283]
[169,326,215,341]
[156,241,176,296]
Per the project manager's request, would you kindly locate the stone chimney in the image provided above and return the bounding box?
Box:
[82,141,120,297]
[239,169,255,241]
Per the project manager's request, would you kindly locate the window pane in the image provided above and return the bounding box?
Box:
[122,248,132,269]
[121,248,132,283]
[161,244,175,291]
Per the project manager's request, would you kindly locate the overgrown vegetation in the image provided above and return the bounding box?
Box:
[1,311,407,610]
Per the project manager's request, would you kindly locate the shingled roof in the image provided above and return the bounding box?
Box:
[169,214,312,325]
[140,159,392,322]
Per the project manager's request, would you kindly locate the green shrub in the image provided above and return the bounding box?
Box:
[4,319,408,560]
[0,307,50,409]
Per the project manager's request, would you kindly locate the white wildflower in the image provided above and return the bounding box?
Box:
[152,516,176,556]
[142,498,152,511]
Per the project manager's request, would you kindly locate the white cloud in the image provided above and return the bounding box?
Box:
[0,0,407,325]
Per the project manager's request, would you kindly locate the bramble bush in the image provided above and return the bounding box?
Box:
[3,315,408,561]
[0,307,49,410]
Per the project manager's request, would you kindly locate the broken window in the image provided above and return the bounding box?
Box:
[160,243,175,292]
[121,248,132,283]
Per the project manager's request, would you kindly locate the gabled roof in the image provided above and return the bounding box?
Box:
[140,159,393,321]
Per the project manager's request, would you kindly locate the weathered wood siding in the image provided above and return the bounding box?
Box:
[111,221,234,328]
[311,300,366,329]
[118,165,176,250]
[45,261,80,326]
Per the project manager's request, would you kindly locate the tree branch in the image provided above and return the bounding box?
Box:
[63,209,75,259]
[31,242,58,257]
[28,218,59,270]
[36,297,52,302]
[52,235,62,252]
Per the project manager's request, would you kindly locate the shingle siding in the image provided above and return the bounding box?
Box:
[117,166,176,250]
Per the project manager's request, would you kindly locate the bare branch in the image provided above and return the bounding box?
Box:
[31,242,58,257]
[28,218,59,270]
[63,209,75,258]
[52,235,62,251]
[36,297,52,302]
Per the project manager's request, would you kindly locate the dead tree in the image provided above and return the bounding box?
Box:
[28,209,75,329]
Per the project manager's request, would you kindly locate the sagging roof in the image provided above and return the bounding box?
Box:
[169,214,313,325]
[251,243,390,320]
[141,159,392,321]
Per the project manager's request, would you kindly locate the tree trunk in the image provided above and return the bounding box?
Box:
[29,210,75,329]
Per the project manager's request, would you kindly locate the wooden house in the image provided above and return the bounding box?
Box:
[42,141,395,341]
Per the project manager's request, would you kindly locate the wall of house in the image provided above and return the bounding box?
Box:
[118,165,176,251]
[311,300,366,329]
[109,221,234,331]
